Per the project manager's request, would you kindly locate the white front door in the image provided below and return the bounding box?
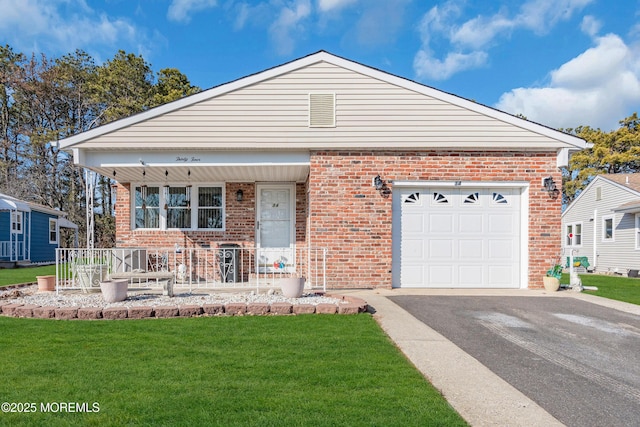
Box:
[256,184,295,273]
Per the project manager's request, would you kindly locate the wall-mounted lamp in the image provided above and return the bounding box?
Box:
[236,189,244,202]
[373,174,391,198]
[542,176,560,199]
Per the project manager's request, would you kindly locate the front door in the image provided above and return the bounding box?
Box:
[256,184,295,273]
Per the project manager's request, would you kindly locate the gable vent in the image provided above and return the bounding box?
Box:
[309,93,335,127]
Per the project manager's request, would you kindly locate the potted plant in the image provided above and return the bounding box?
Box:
[280,274,305,298]
[100,279,129,303]
[544,264,562,291]
[36,275,56,292]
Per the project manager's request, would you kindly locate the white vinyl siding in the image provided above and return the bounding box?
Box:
[636,214,640,250]
[69,62,565,150]
[562,176,640,273]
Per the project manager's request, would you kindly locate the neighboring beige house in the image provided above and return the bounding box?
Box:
[59,51,587,289]
[562,173,640,276]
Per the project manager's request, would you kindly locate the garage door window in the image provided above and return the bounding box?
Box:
[464,192,479,204]
[403,193,421,204]
[492,192,508,204]
[432,192,449,204]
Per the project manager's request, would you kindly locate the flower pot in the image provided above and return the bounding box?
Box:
[280,277,305,298]
[36,275,56,292]
[543,276,560,292]
[100,280,129,303]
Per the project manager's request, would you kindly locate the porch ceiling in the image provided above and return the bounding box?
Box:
[91,164,310,183]
[78,150,311,183]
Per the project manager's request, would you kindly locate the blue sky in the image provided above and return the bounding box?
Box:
[1,0,639,131]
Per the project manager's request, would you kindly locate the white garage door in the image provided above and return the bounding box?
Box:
[394,187,521,288]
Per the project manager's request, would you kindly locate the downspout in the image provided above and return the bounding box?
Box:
[593,209,597,271]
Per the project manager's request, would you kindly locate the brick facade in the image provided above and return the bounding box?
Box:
[114,182,307,249]
[113,150,561,290]
[308,150,562,289]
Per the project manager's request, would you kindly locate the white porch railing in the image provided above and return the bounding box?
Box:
[55,246,327,293]
[1,240,25,261]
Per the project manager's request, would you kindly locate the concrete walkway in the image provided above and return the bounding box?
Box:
[338,288,640,427]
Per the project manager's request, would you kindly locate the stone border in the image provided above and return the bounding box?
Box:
[0,295,367,320]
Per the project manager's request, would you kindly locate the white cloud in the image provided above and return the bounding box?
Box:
[580,15,601,38]
[414,0,593,81]
[167,0,218,23]
[269,0,312,55]
[317,0,358,13]
[0,0,149,57]
[414,49,487,80]
[495,34,640,130]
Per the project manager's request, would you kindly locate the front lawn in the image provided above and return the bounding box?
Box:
[0,265,56,287]
[0,315,467,427]
[567,273,640,305]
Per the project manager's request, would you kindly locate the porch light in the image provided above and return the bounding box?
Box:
[373,175,384,191]
[542,176,560,199]
[236,189,244,202]
[373,174,391,198]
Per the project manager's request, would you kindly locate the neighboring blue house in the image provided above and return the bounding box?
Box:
[0,193,77,265]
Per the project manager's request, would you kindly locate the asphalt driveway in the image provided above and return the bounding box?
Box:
[389,295,640,427]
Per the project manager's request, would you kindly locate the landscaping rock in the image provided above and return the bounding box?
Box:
[32,306,57,319]
[128,306,154,319]
[154,306,179,318]
[338,303,361,314]
[14,304,38,318]
[246,302,269,315]
[178,305,203,317]
[55,307,78,319]
[202,303,224,315]
[270,302,293,314]
[78,307,103,320]
[225,302,247,315]
[315,303,338,314]
[292,304,316,314]
[102,307,128,320]
[1,303,23,316]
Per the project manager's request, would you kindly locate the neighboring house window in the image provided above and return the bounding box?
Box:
[135,186,160,229]
[565,222,582,246]
[49,218,58,244]
[602,215,614,241]
[11,211,22,234]
[595,186,602,201]
[133,184,224,230]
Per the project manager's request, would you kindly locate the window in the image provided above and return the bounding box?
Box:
[49,218,58,244]
[10,211,22,234]
[602,215,614,241]
[565,222,582,246]
[197,187,223,229]
[166,186,191,229]
[133,184,224,230]
[135,186,160,229]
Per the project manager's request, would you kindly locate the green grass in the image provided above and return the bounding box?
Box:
[0,315,467,427]
[0,265,56,286]
[568,273,640,305]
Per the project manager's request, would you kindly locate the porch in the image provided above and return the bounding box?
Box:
[55,246,327,293]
